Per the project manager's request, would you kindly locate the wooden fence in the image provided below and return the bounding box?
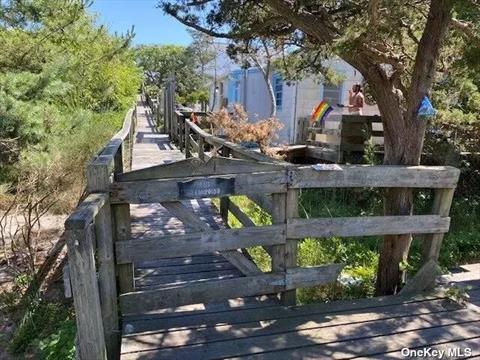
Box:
[65,106,137,360]
[296,115,384,163]
[64,103,460,360]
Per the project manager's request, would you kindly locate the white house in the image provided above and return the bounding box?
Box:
[209,59,379,144]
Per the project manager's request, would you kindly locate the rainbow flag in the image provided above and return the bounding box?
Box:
[310,101,333,126]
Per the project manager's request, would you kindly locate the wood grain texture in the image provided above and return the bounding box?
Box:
[110,171,287,204]
[116,225,287,263]
[290,165,460,189]
[287,215,451,239]
[64,193,107,230]
[66,226,107,360]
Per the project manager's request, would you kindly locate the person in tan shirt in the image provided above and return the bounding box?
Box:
[348,83,364,115]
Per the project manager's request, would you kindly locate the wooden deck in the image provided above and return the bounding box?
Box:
[118,103,480,359]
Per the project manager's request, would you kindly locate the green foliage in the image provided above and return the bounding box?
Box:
[8,299,73,356]
[39,319,76,360]
[136,44,202,98]
[223,189,480,304]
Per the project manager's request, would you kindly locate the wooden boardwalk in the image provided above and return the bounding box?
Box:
[117,103,480,359]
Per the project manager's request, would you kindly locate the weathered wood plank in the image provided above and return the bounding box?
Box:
[122,293,448,332]
[285,264,343,290]
[94,203,119,360]
[248,193,273,214]
[120,298,452,352]
[121,313,480,359]
[120,265,340,314]
[284,189,299,305]
[162,201,262,276]
[110,171,287,204]
[290,165,460,189]
[118,157,285,181]
[112,204,134,293]
[66,226,107,360]
[287,215,451,239]
[271,193,288,303]
[65,193,107,230]
[116,225,286,263]
[120,273,285,313]
[422,188,455,263]
[220,250,263,276]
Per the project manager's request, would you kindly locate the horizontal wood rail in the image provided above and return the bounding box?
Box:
[287,215,451,239]
[119,264,343,314]
[110,170,287,204]
[115,224,286,263]
[290,165,460,189]
[65,103,137,360]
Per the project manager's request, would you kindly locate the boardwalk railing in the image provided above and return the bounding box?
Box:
[65,106,137,360]
[65,102,460,360]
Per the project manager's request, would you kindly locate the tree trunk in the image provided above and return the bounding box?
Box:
[266,75,276,117]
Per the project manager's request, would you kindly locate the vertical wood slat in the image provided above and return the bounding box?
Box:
[185,120,191,158]
[179,115,185,152]
[94,204,119,359]
[112,204,134,293]
[422,188,455,263]
[284,188,299,305]
[66,225,107,360]
[198,135,205,161]
[270,192,289,304]
[87,156,121,359]
[220,146,230,223]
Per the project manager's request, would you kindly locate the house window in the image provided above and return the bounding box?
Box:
[273,74,283,111]
[322,83,342,105]
[233,79,241,103]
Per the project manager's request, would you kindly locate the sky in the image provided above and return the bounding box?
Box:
[89,0,192,46]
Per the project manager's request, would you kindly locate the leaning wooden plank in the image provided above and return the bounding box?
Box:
[116,225,286,263]
[162,201,263,276]
[287,215,451,239]
[228,201,256,227]
[65,226,107,360]
[120,273,286,313]
[290,165,460,189]
[118,156,285,182]
[110,171,287,204]
[285,264,343,290]
[220,250,263,276]
[399,259,442,296]
[422,188,455,263]
[248,193,273,214]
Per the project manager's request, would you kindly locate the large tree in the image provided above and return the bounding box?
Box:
[161,0,480,295]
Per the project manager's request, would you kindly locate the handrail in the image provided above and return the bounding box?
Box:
[64,102,137,360]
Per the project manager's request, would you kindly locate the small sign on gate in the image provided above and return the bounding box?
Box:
[178,177,235,199]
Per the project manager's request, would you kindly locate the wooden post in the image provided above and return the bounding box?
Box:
[66,225,107,360]
[179,115,185,152]
[87,156,121,359]
[284,188,299,305]
[271,192,289,304]
[219,146,230,224]
[94,203,119,360]
[198,135,205,161]
[422,188,455,263]
[112,203,134,293]
[184,121,191,158]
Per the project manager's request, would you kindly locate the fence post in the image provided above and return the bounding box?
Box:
[198,135,205,161]
[284,187,299,305]
[185,120,191,158]
[86,156,121,360]
[422,188,455,263]
[271,192,290,305]
[219,146,230,223]
[94,203,118,359]
[66,225,107,360]
[179,115,185,152]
